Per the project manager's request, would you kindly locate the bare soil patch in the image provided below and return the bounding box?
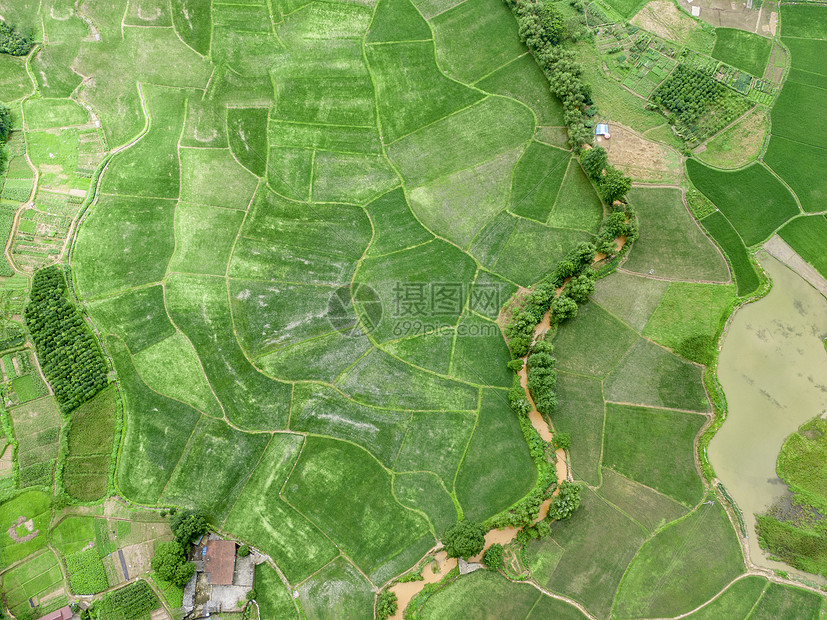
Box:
[8,515,38,542]
[602,123,682,184]
[632,1,698,42]
[677,0,776,35]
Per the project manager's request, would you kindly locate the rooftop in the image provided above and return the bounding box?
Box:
[37,606,72,620]
[204,539,235,586]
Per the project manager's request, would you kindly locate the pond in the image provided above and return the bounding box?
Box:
[709,252,827,577]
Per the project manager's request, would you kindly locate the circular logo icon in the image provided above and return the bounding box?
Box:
[327,283,382,338]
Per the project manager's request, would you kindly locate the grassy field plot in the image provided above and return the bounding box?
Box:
[685,160,798,247]
[2,549,66,620]
[419,570,540,619]
[553,302,638,378]
[455,390,536,522]
[764,138,827,214]
[779,4,827,39]
[223,434,339,584]
[613,501,743,618]
[696,107,768,170]
[10,396,61,489]
[395,411,475,485]
[699,211,760,296]
[86,285,175,354]
[394,472,457,535]
[749,582,824,620]
[778,216,827,280]
[769,81,827,149]
[622,187,730,282]
[64,385,117,501]
[642,282,735,364]
[603,404,705,506]
[24,98,89,129]
[0,491,50,567]
[364,188,434,256]
[547,161,603,232]
[283,437,431,579]
[451,312,513,387]
[597,468,687,533]
[711,29,772,76]
[297,556,373,620]
[180,147,259,209]
[683,576,766,620]
[367,0,432,43]
[431,0,526,84]
[592,272,667,332]
[538,487,646,617]
[604,338,710,412]
[253,563,299,619]
[553,372,605,486]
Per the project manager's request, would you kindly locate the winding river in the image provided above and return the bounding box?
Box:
[709,252,827,577]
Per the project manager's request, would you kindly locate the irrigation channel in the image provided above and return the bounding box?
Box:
[387,309,569,618]
[709,252,827,579]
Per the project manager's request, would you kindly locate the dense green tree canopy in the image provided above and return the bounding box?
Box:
[443,520,486,559]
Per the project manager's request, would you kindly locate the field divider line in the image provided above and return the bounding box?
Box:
[759,160,804,214]
[219,432,275,530]
[505,575,599,620]
[156,413,206,500]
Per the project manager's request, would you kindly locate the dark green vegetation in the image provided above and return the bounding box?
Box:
[85,580,160,620]
[699,212,760,296]
[0,22,33,56]
[778,216,827,280]
[711,29,772,76]
[443,520,486,559]
[756,417,827,576]
[24,266,108,412]
[65,548,108,594]
[64,386,116,501]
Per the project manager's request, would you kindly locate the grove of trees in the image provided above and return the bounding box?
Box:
[0,22,33,56]
[443,520,487,559]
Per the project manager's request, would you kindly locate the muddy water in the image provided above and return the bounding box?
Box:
[709,253,827,576]
[388,551,457,620]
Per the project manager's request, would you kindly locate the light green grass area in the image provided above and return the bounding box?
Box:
[431,0,526,84]
[289,383,410,468]
[64,385,117,501]
[409,148,522,247]
[394,472,458,535]
[547,161,604,232]
[604,0,647,19]
[553,372,605,487]
[366,41,484,143]
[1,549,66,620]
[592,271,667,332]
[165,274,291,429]
[764,138,827,214]
[0,491,50,567]
[622,187,730,282]
[253,563,299,619]
[283,437,432,579]
[553,301,639,378]
[223,434,339,584]
[110,339,202,504]
[364,188,434,257]
[699,211,760,296]
[509,142,570,222]
[297,556,374,620]
[257,331,373,383]
[613,501,744,618]
[0,55,33,102]
[696,107,769,170]
[419,570,540,619]
[711,29,772,76]
[451,312,513,387]
[388,96,534,188]
[385,330,454,375]
[367,0,432,43]
[778,216,827,280]
[86,285,175,354]
[455,390,536,522]
[604,338,710,412]
[23,99,89,129]
[527,595,590,620]
[161,416,271,522]
[312,151,399,204]
[74,195,176,298]
[603,403,705,506]
[477,53,566,126]
[751,582,824,620]
[597,468,687,533]
[11,397,61,489]
[180,147,259,209]
[395,411,475,485]
[169,202,245,276]
[51,516,97,556]
[538,487,646,618]
[683,576,766,620]
[642,282,736,365]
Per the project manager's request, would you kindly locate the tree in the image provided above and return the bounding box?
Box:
[169,510,208,546]
[564,273,595,303]
[237,544,250,557]
[552,432,571,451]
[600,166,632,204]
[540,3,567,44]
[376,591,398,620]
[580,146,607,180]
[482,543,504,570]
[548,481,581,520]
[551,295,578,323]
[151,541,195,587]
[443,520,486,559]
[0,103,11,142]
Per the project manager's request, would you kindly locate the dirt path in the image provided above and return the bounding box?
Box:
[762,235,827,299]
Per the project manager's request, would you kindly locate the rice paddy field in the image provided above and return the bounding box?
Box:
[0,0,824,617]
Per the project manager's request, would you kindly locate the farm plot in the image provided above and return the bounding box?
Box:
[1,549,67,620]
[711,28,772,76]
[622,187,729,282]
[777,216,827,280]
[10,396,61,489]
[297,556,374,620]
[419,570,542,618]
[64,385,117,501]
[684,576,767,620]
[0,491,50,567]
[686,160,799,247]
[698,211,760,296]
[254,563,299,619]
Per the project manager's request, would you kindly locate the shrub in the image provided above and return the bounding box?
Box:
[552,432,571,451]
[482,543,504,570]
[548,481,582,520]
[376,591,398,620]
[169,509,208,546]
[443,520,486,559]
[581,146,607,180]
[599,166,632,204]
[245,589,256,601]
[237,544,250,557]
[564,272,595,303]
